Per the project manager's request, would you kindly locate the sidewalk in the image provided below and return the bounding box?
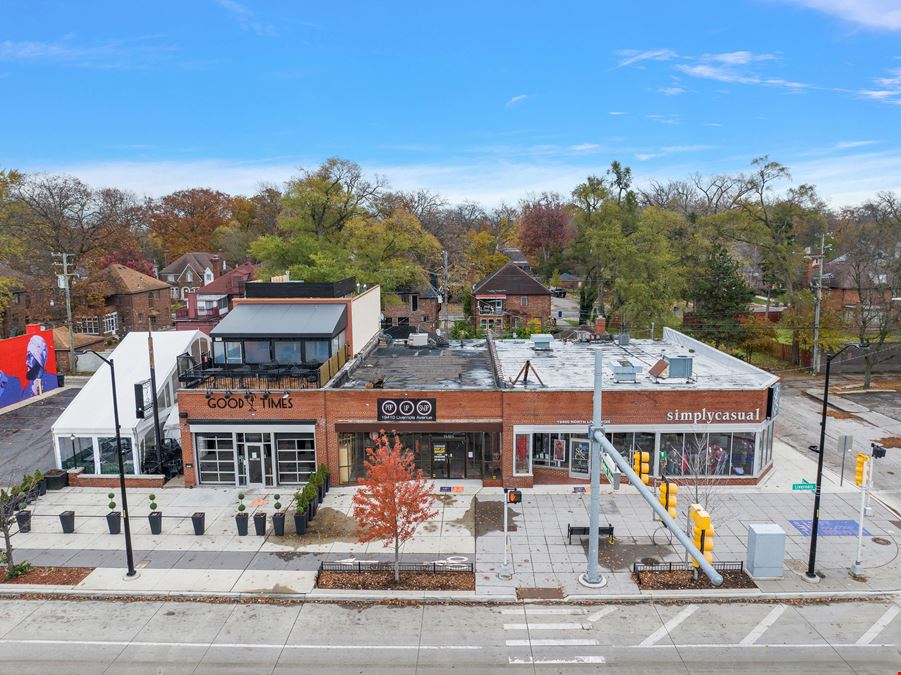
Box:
[5,439,899,602]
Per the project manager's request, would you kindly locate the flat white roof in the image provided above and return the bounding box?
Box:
[493,328,778,390]
[52,330,208,437]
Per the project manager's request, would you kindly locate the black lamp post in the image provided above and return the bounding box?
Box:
[806,342,857,580]
[78,350,136,577]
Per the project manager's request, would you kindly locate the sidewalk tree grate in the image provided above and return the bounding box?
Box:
[515,587,564,600]
[633,560,744,584]
[319,561,473,574]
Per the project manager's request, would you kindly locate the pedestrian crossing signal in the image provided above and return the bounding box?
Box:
[506,489,522,504]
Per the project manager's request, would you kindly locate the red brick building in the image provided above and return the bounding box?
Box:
[472,262,552,333]
[381,285,441,333]
[176,328,779,490]
[160,252,227,303]
[175,263,257,334]
[79,264,172,336]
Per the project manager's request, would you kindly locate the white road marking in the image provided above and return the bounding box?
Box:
[639,605,698,647]
[506,639,599,647]
[740,605,786,645]
[509,656,606,664]
[501,608,585,615]
[0,639,479,650]
[856,605,900,645]
[639,643,896,649]
[587,606,618,623]
[504,622,589,631]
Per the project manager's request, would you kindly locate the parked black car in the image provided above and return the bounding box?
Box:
[550,287,568,298]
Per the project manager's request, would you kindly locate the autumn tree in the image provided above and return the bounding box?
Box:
[145,188,233,262]
[518,193,572,275]
[213,186,283,265]
[352,431,437,582]
[688,244,754,348]
[780,289,844,366]
[737,314,778,363]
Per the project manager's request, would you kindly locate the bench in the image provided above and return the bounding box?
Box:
[568,524,615,545]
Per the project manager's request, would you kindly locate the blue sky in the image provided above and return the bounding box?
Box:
[2,0,900,205]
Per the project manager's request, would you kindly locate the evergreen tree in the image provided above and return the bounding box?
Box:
[689,244,754,348]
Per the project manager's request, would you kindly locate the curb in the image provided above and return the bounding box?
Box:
[0,585,896,605]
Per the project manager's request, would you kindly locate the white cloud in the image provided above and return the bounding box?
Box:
[615,49,678,67]
[505,94,530,108]
[706,51,777,65]
[636,153,663,161]
[215,0,275,36]
[859,66,901,104]
[647,113,680,125]
[569,143,602,153]
[780,0,901,30]
[704,122,724,127]
[834,140,881,149]
[658,86,686,96]
[608,111,627,115]
[0,37,177,67]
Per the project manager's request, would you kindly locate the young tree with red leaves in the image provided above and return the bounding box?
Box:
[518,192,572,275]
[352,431,437,582]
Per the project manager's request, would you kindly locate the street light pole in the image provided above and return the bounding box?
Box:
[806,343,853,580]
[80,349,136,577]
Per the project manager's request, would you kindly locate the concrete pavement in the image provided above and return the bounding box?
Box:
[0,597,897,673]
[0,385,80,475]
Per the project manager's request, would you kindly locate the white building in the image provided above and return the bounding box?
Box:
[52,330,209,477]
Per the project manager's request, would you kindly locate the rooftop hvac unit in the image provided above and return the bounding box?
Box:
[665,355,693,379]
[409,332,429,347]
[531,334,554,351]
[617,332,630,346]
[611,359,642,383]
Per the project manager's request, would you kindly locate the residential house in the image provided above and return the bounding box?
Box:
[78,264,172,336]
[472,262,552,333]
[159,252,227,303]
[0,263,33,339]
[381,285,442,333]
[52,326,106,372]
[809,254,898,325]
[175,263,257,334]
[499,246,533,272]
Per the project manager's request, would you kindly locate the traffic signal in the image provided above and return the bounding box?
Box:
[506,489,522,504]
[871,443,886,459]
[855,453,871,487]
[632,451,651,485]
[690,506,714,566]
[658,480,678,520]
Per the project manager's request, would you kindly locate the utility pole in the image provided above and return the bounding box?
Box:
[52,252,77,373]
[580,348,607,588]
[811,232,826,374]
[442,250,450,337]
[147,317,163,474]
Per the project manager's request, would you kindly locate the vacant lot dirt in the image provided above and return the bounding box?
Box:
[317,570,475,591]
[633,569,757,590]
[1,566,93,585]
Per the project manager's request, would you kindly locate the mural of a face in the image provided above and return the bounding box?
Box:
[25,335,48,381]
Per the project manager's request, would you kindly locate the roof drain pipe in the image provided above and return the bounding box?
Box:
[587,348,723,586]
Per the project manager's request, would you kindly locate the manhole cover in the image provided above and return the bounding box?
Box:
[640,557,660,565]
[872,537,892,546]
[516,587,564,600]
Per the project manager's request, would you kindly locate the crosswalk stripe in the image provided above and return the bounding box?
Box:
[740,605,786,645]
[504,623,589,631]
[587,606,618,623]
[506,639,599,647]
[639,605,698,647]
[509,656,607,664]
[501,608,586,615]
[856,605,900,645]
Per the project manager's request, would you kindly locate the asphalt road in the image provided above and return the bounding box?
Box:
[0,387,79,476]
[0,597,897,673]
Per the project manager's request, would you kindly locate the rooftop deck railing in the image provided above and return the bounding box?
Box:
[178,363,322,390]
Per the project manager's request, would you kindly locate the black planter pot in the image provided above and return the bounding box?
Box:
[15,510,31,533]
[37,479,47,497]
[148,511,163,535]
[294,511,307,535]
[308,499,317,521]
[317,484,324,504]
[235,512,249,536]
[191,512,205,535]
[45,470,67,490]
[253,512,267,536]
[106,511,121,535]
[324,475,330,493]
[272,512,285,536]
[59,510,75,533]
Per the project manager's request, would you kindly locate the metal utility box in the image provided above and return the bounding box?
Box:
[745,523,786,579]
[664,355,693,379]
[617,332,630,346]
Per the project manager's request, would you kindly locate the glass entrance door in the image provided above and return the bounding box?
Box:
[569,437,590,478]
[244,442,265,485]
[431,439,448,478]
[447,439,466,479]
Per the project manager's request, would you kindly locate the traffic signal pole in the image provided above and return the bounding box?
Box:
[580,349,607,588]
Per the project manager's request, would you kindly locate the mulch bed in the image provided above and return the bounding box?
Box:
[1,566,93,586]
[633,569,757,591]
[317,570,475,591]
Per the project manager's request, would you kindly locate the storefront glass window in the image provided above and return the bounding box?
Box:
[61,436,95,473]
[98,437,134,475]
[532,433,570,468]
[243,340,271,364]
[660,433,684,476]
[732,432,756,477]
[274,341,302,365]
[224,341,242,364]
[569,438,590,475]
[275,433,315,484]
[304,340,330,365]
[198,433,235,484]
[514,434,531,475]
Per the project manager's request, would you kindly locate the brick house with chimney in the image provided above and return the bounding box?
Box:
[381,285,442,333]
[159,252,227,303]
[472,262,551,333]
[77,264,173,336]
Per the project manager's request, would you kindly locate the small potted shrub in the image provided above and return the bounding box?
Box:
[59,510,75,533]
[106,492,121,534]
[14,500,31,534]
[319,464,330,493]
[272,494,285,536]
[34,470,46,497]
[235,493,248,535]
[45,469,67,490]
[191,511,205,535]
[148,493,162,535]
[305,482,318,520]
[293,490,308,535]
[253,509,266,536]
[312,470,324,504]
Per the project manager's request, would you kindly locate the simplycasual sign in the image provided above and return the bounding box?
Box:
[665,408,762,423]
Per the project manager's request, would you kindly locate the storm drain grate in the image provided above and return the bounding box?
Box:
[871,537,892,546]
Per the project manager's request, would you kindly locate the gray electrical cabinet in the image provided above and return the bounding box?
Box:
[665,355,693,379]
[745,523,786,579]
